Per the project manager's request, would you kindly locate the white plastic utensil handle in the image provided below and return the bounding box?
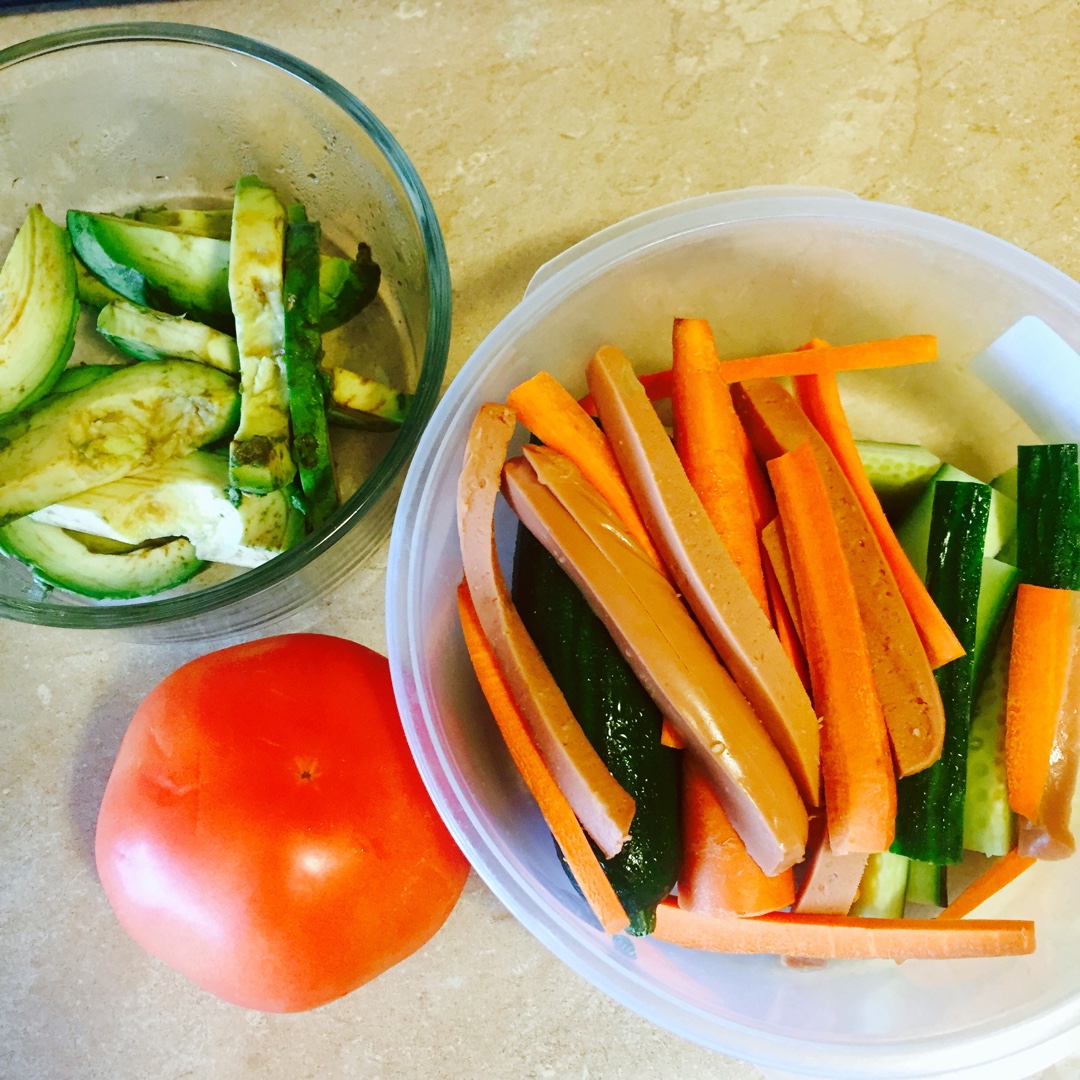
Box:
[970,316,1080,442]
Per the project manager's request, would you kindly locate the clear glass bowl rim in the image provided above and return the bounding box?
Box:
[0,21,451,629]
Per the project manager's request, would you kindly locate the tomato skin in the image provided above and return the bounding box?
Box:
[95,634,469,1012]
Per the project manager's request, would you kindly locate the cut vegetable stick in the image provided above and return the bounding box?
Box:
[456,581,630,934]
[660,718,684,748]
[937,850,1035,920]
[576,335,937,414]
[793,372,964,670]
[502,449,808,876]
[671,318,769,615]
[792,819,868,915]
[732,379,946,778]
[588,346,821,808]
[678,755,795,917]
[1005,584,1076,821]
[768,440,895,855]
[457,403,635,858]
[506,371,663,568]
[760,517,804,644]
[763,554,811,694]
[737,421,777,532]
[653,897,1034,959]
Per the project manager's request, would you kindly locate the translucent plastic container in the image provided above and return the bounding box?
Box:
[386,189,1080,1079]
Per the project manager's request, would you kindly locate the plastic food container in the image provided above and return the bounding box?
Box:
[0,23,449,638]
[387,188,1080,1079]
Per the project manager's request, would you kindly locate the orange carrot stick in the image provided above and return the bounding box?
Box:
[577,335,937,414]
[719,334,937,383]
[671,317,769,615]
[1006,584,1078,821]
[793,372,964,670]
[937,850,1036,920]
[660,718,684,748]
[677,756,795,917]
[653,897,1034,959]
[457,580,630,935]
[507,371,663,568]
[768,440,895,855]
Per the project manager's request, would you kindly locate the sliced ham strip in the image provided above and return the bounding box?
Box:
[793,819,869,914]
[456,403,634,858]
[586,345,821,808]
[503,447,807,876]
[730,378,946,778]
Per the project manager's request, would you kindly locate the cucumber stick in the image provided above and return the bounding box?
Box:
[512,523,681,936]
[283,206,337,528]
[895,463,1016,581]
[850,852,909,917]
[892,481,991,864]
[905,860,947,907]
[1015,443,1080,590]
[855,440,940,518]
[228,177,294,495]
[964,616,1016,856]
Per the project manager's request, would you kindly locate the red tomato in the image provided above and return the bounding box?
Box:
[95,634,469,1012]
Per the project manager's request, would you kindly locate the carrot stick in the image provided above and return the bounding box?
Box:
[457,581,630,935]
[653,897,1034,959]
[937,850,1036,920]
[660,718,684,748]
[768,440,895,855]
[671,317,769,615]
[719,335,937,383]
[577,335,937,414]
[507,371,663,568]
[793,372,964,670]
[677,756,795,917]
[1006,584,1078,820]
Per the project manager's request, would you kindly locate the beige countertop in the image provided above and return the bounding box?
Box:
[2,1,1079,1077]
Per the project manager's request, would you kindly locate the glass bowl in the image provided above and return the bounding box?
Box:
[0,23,450,638]
[387,189,1080,1079]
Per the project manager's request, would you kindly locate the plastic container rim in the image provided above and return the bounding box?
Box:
[387,189,1080,1078]
[0,22,451,629]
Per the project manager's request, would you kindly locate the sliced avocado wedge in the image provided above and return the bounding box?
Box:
[0,206,79,420]
[319,243,380,332]
[284,206,337,528]
[128,206,233,240]
[0,359,239,523]
[30,449,303,568]
[67,210,231,325]
[50,365,118,395]
[325,367,410,431]
[228,177,294,494]
[0,517,204,599]
[97,299,240,373]
[74,254,125,309]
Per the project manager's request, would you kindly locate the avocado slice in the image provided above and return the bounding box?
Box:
[227,177,294,495]
[74,254,125,309]
[0,206,79,420]
[97,299,239,373]
[67,210,231,326]
[318,243,380,332]
[284,206,337,528]
[30,449,303,568]
[0,359,240,523]
[0,516,204,599]
[325,367,411,431]
[128,206,233,240]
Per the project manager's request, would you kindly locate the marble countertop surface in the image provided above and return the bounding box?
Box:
[2,2,1079,1078]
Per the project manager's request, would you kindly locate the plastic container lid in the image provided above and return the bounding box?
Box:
[387,188,1080,1079]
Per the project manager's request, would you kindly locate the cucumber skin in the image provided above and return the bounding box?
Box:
[512,523,681,936]
[1016,443,1080,590]
[892,481,991,865]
